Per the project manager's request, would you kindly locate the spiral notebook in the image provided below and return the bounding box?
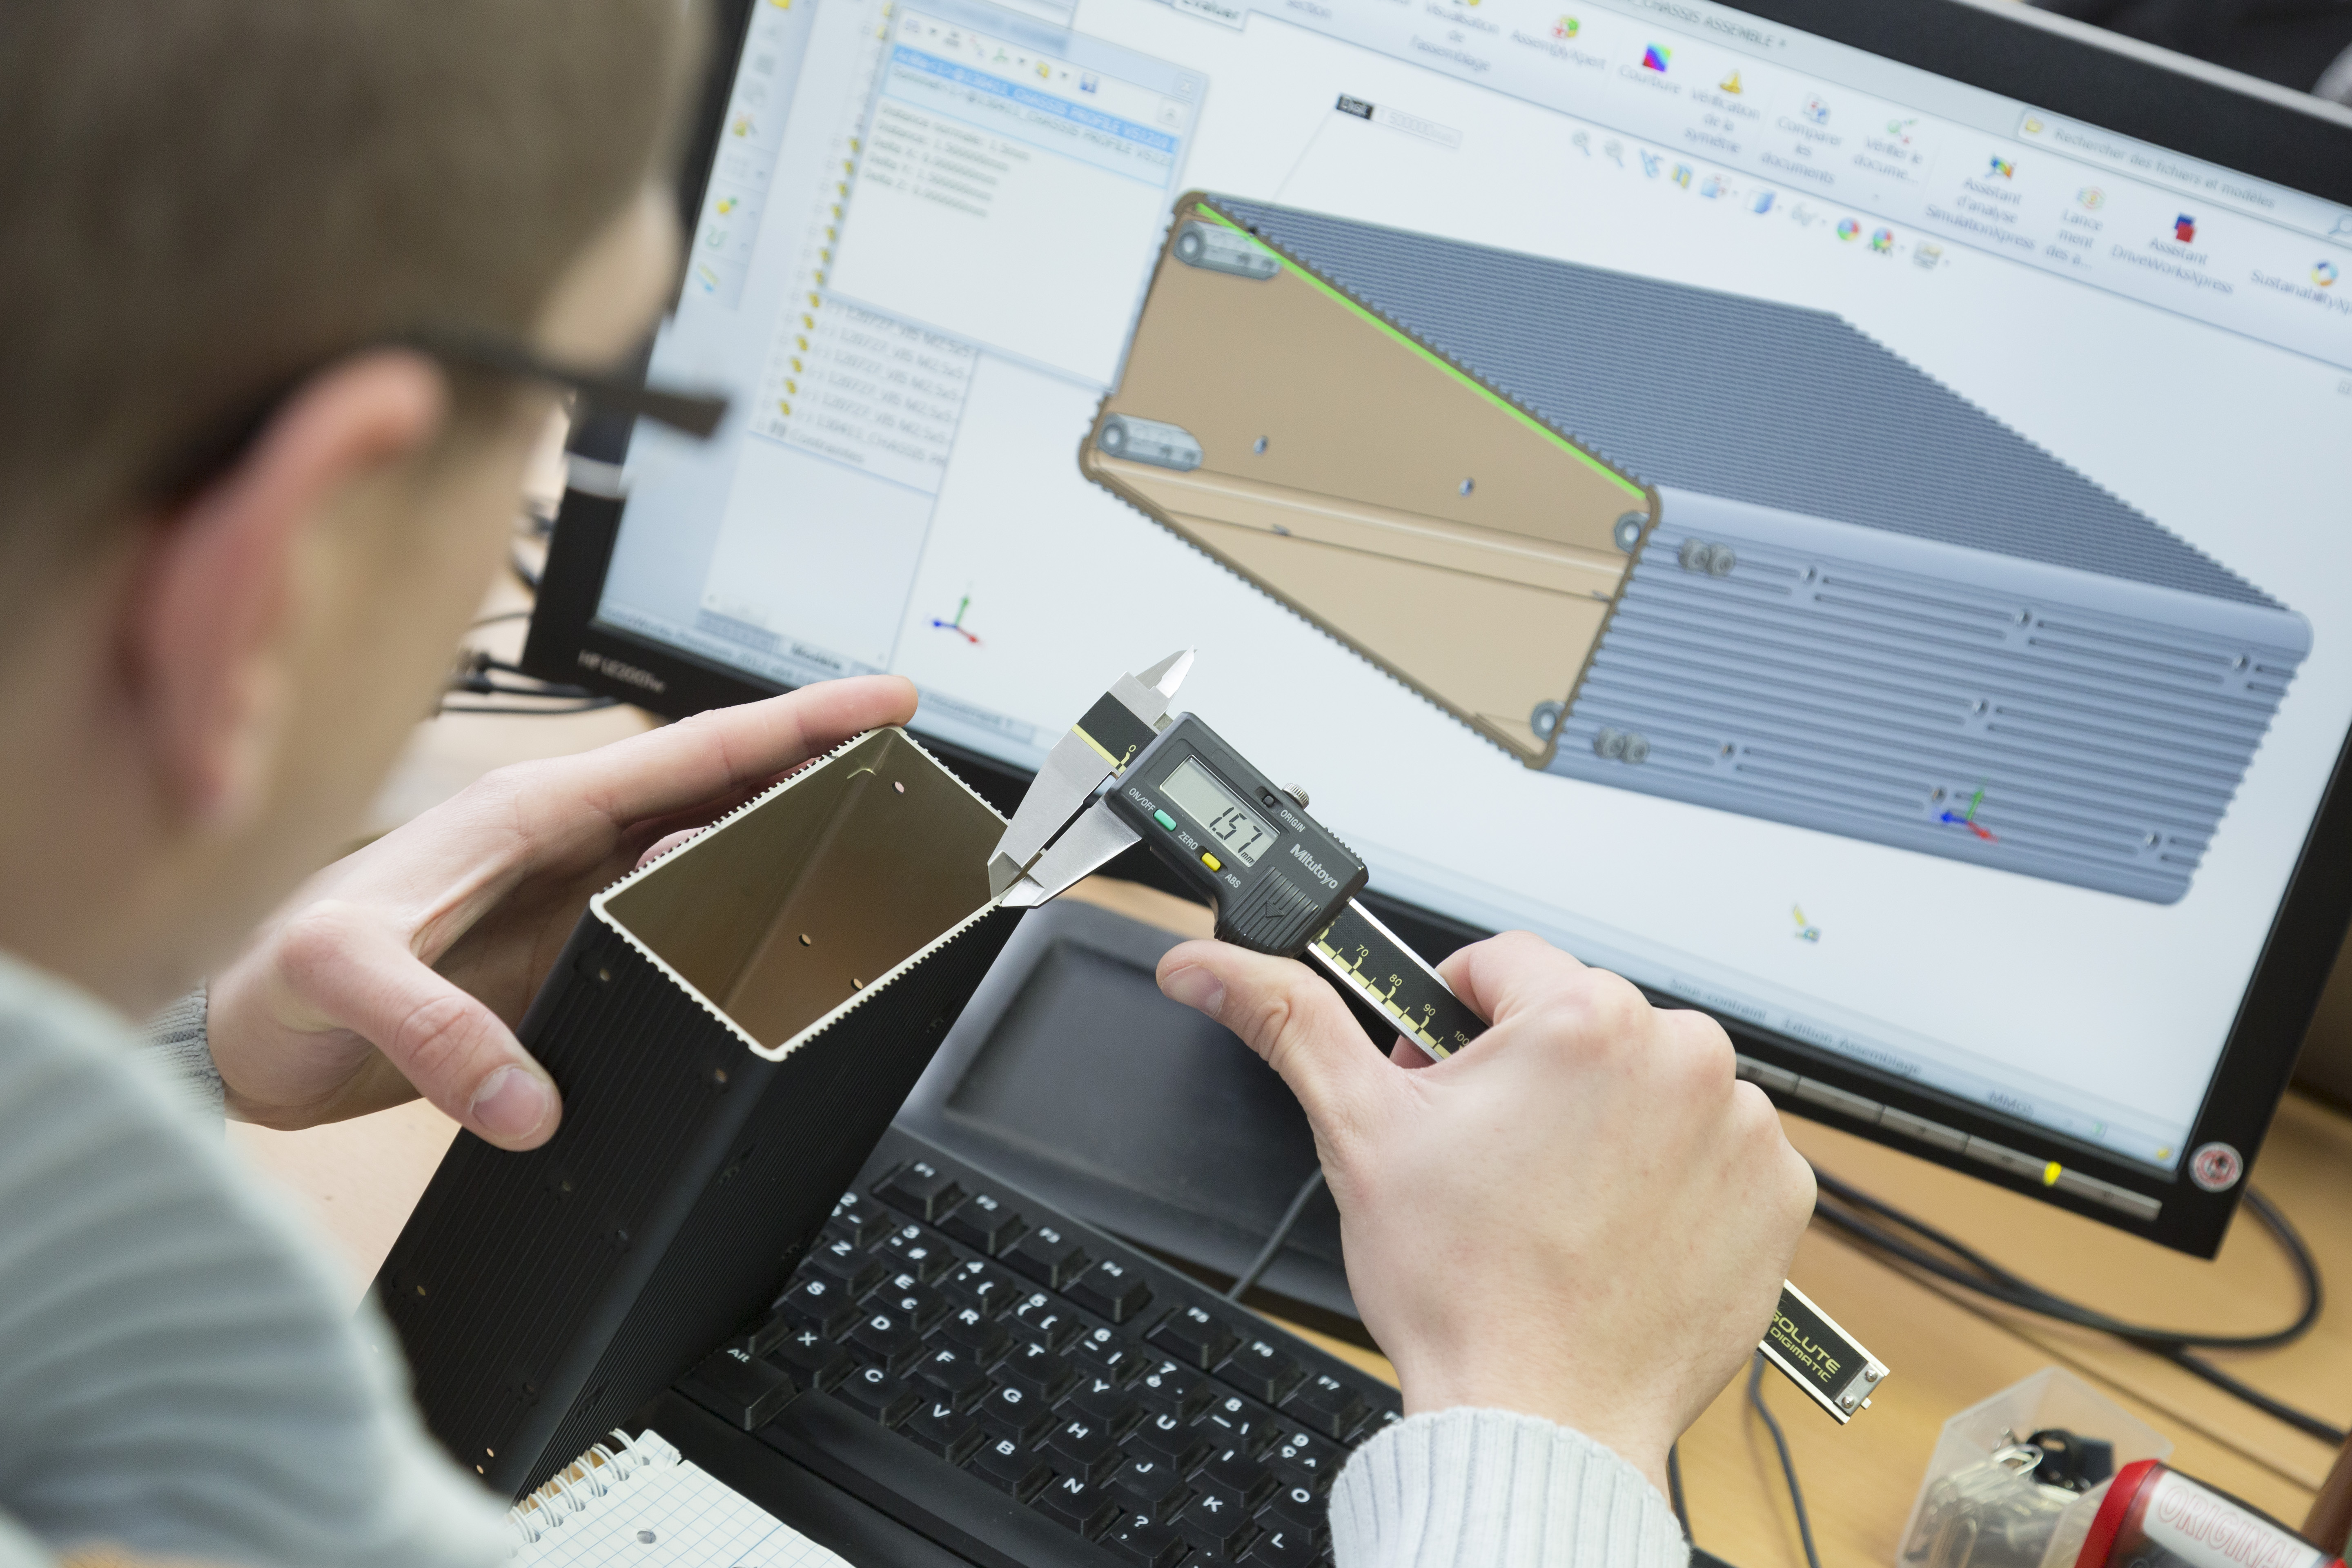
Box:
[507,1430,858,1568]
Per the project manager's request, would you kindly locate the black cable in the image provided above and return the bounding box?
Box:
[437,700,619,717]
[446,651,602,703]
[1812,1168,2347,1445]
[1815,1170,2321,1350]
[1667,1443,1692,1542]
[468,609,531,630]
[1224,1167,1326,1304]
[1748,1352,1822,1568]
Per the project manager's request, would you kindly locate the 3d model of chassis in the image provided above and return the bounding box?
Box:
[1081,193,2310,904]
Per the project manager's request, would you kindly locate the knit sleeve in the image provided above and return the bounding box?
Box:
[136,985,224,1121]
[0,956,507,1568]
[1329,1408,1691,1568]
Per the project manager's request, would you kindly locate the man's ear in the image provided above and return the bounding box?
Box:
[125,351,448,831]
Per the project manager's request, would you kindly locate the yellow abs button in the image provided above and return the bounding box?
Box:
[1200,851,1223,872]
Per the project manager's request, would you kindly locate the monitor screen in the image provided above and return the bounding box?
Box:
[546,0,2352,1249]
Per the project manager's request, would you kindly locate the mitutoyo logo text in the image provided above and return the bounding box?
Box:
[1288,843,1340,889]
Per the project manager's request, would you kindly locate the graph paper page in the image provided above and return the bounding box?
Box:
[512,1430,858,1568]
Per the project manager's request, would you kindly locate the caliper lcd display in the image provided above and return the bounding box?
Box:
[1159,757,1277,866]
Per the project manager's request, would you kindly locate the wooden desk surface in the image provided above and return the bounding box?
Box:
[230,711,2352,1568]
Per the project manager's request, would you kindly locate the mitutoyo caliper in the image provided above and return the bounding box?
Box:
[991,651,1889,1424]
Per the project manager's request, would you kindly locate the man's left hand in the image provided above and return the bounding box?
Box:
[204,676,918,1148]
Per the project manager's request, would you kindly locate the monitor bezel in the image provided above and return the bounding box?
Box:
[524,0,2352,1257]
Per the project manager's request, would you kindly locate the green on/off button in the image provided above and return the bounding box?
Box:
[1152,809,1178,832]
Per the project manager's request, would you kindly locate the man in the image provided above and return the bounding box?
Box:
[0,4,1813,1566]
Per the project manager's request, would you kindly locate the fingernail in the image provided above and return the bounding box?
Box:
[1160,964,1225,1021]
[471,1065,553,1143]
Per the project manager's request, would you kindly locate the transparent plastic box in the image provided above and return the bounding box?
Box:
[1898,1368,2174,1568]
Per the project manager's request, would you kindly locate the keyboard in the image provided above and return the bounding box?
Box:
[671,1125,1402,1568]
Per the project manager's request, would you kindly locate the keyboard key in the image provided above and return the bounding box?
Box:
[1004,1223,1090,1289]
[1174,1492,1253,1555]
[1072,1325,1140,1381]
[774,1277,858,1339]
[933,1305,1013,1362]
[910,1343,991,1404]
[972,1382,1053,1445]
[1263,1431,1341,1492]
[805,1234,885,1294]
[677,1341,798,1431]
[828,1190,889,1245]
[875,1159,966,1221]
[831,1363,917,1427]
[1136,1361,1214,1417]
[1104,1515,1189,1568]
[1010,1292,1081,1349]
[1215,1339,1305,1404]
[1065,1257,1153,1323]
[877,1224,953,1282]
[846,1309,925,1374]
[865,1273,949,1332]
[1109,1455,1189,1519]
[1033,1472,1119,1538]
[938,1191,1026,1255]
[1045,1414,1121,1482]
[762,1327,853,1390]
[1063,1372,1140,1431]
[1243,1526,1318,1567]
[901,1399,983,1463]
[998,1339,1078,1403]
[1278,1375,1366,1441]
[1195,1446,1272,1510]
[1195,1394,1273,1454]
[1126,1409,1208,1470]
[819,1216,871,1256]
[965,1435,1055,1501]
[942,1257,1022,1318]
[1147,1305,1240,1371]
[1258,1483,1324,1541]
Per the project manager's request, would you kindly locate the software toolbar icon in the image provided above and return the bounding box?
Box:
[1752,189,1775,215]
[1642,44,1670,71]
[1835,217,1860,241]
[1869,227,1894,253]
[1553,13,1579,38]
[2174,214,2197,243]
[1802,94,1829,124]
[1720,69,1743,93]
[2317,261,2340,287]
[1672,163,1693,189]
[1988,156,2015,178]
[2078,186,2104,210]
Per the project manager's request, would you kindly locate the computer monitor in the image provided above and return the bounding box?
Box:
[525,0,2352,1256]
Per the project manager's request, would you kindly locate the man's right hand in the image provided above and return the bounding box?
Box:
[1155,930,1814,1497]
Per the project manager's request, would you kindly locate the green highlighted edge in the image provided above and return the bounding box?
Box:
[1198,203,1647,503]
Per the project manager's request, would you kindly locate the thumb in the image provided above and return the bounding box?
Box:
[1156,940,1390,1149]
[276,902,562,1149]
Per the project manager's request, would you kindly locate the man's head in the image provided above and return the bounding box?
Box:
[0,2,699,1008]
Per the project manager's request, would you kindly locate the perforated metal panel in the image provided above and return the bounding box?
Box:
[1549,491,2309,902]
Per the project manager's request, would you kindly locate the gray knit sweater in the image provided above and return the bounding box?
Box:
[0,952,1687,1568]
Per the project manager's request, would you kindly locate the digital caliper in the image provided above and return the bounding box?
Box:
[990,652,1889,1423]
